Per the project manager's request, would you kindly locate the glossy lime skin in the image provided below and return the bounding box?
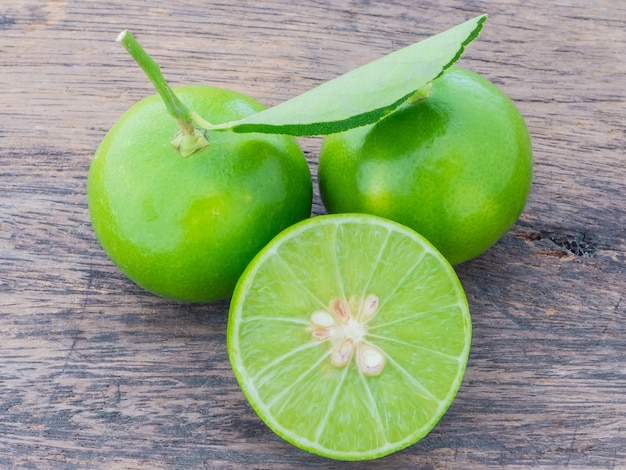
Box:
[319,67,532,264]
[88,86,312,302]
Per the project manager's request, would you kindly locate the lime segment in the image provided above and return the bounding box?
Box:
[228,214,471,460]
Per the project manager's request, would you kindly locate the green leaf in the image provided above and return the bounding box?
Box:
[208,14,486,136]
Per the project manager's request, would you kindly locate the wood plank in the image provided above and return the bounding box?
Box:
[1,0,624,468]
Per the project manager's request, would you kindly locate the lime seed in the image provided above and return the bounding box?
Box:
[308,294,385,375]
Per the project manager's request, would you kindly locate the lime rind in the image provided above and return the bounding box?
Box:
[228,214,471,460]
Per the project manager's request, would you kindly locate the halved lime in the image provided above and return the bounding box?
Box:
[227,214,471,460]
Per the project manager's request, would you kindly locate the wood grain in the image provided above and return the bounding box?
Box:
[1,0,625,468]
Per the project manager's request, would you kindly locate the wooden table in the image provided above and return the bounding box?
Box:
[1,1,624,468]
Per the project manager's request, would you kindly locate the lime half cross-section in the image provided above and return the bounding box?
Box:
[227,214,471,460]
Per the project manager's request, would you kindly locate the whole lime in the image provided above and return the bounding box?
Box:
[318,66,532,264]
[88,86,312,302]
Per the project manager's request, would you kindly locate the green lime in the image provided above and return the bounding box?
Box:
[88,86,312,302]
[228,213,471,460]
[318,66,533,265]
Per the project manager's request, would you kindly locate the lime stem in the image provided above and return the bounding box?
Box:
[406,82,433,104]
[116,30,210,156]
[117,30,193,128]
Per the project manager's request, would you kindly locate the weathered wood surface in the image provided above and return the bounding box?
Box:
[1,1,624,468]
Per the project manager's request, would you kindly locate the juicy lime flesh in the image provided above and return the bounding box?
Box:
[88,86,312,302]
[318,66,533,265]
[228,214,471,460]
